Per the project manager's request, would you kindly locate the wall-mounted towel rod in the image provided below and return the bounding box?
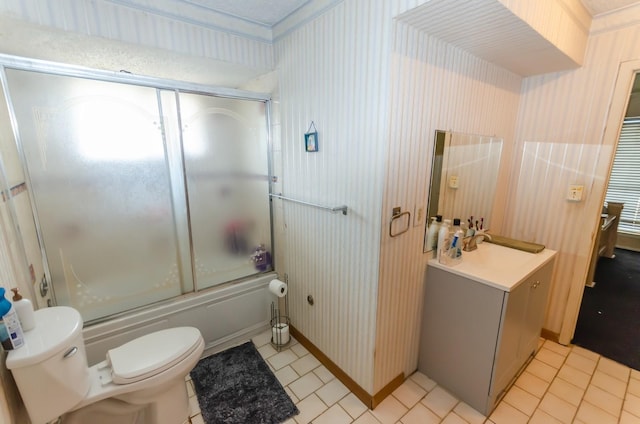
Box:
[269,193,348,215]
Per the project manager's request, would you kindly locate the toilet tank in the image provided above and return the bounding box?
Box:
[6,306,91,424]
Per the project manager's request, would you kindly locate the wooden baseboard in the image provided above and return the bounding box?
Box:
[290,326,404,409]
[541,328,560,344]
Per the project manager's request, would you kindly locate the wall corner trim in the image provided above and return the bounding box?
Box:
[289,326,404,409]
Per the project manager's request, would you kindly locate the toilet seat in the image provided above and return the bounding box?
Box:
[106,327,201,384]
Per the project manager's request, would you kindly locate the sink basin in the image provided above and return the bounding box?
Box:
[429,242,556,291]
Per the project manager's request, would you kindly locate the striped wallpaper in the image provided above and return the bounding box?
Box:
[1,0,638,401]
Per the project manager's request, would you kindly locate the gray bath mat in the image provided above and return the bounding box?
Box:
[189,341,299,424]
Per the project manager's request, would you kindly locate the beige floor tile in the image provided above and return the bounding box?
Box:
[258,342,279,359]
[572,346,600,362]
[291,354,322,376]
[289,372,325,400]
[392,378,427,409]
[547,377,584,406]
[515,370,549,398]
[452,402,486,424]
[628,377,640,398]
[409,371,437,392]
[268,349,299,370]
[188,414,205,424]
[488,401,529,424]
[538,392,577,423]
[315,378,350,406]
[597,356,631,382]
[528,408,564,424]
[557,364,592,390]
[565,352,597,375]
[352,411,384,424]
[251,330,273,347]
[526,358,558,382]
[295,393,328,424]
[503,384,540,416]
[583,384,623,417]
[591,369,627,398]
[621,410,640,424]
[535,347,566,369]
[339,393,368,419]
[312,404,353,424]
[399,403,440,424]
[275,365,300,386]
[291,342,309,357]
[440,412,467,424]
[575,400,618,424]
[626,392,640,417]
[313,365,336,383]
[543,340,571,357]
[420,386,458,418]
[371,394,408,424]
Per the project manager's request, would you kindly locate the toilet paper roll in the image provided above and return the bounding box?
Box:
[269,279,288,298]
[272,323,290,346]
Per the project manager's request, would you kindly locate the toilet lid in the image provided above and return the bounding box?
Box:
[107,327,201,384]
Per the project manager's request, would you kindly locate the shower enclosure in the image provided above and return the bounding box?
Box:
[1,56,273,323]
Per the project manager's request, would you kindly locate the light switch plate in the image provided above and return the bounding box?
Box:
[567,185,584,202]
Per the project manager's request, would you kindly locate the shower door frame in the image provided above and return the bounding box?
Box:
[0,53,276,319]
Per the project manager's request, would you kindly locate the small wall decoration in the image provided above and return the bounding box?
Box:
[304,121,319,152]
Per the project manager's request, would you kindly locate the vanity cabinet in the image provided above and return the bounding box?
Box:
[418,250,555,415]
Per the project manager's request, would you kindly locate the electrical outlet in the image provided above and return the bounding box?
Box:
[567,185,584,202]
[449,175,459,189]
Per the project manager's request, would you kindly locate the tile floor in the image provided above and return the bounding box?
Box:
[185,330,640,424]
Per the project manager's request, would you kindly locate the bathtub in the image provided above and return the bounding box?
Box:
[82,273,275,365]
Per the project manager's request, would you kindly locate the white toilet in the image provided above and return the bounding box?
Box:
[5,306,205,424]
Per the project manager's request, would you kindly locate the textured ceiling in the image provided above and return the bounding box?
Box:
[130,1,640,27]
[178,0,310,26]
[580,0,640,16]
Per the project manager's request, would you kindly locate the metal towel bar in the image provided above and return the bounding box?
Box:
[269,193,348,215]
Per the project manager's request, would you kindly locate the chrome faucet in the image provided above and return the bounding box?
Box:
[463,233,492,252]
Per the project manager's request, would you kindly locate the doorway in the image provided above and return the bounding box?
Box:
[572,72,640,370]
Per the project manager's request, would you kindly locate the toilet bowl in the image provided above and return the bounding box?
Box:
[5,306,204,424]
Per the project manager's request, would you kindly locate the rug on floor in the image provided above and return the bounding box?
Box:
[189,340,299,424]
[573,248,640,370]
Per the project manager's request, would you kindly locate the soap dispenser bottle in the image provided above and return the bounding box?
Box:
[425,215,442,255]
[0,287,24,350]
[11,288,35,331]
[437,219,452,262]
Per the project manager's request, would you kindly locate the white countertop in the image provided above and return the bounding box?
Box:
[428,242,557,292]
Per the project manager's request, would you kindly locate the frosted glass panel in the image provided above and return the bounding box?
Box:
[178,92,271,289]
[6,70,182,321]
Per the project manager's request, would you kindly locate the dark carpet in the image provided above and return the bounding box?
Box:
[573,248,640,370]
[189,341,299,424]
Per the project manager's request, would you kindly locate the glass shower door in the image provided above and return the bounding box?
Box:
[174,92,272,289]
[6,70,185,321]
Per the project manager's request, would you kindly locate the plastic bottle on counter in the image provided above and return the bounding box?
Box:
[449,226,465,259]
[425,215,442,255]
[437,219,452,262]
[0,287,24,350]
[11,288,35,331]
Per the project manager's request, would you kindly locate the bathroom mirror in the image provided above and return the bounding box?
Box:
[423,130,503,253]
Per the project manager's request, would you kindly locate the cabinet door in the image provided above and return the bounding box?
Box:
[520,260,555,361]
[490,280,529,405]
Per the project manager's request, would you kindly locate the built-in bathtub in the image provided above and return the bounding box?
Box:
[82,273,275,365]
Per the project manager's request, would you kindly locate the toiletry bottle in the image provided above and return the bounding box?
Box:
[425,215,442,255]
[0,287,24,350]
[450,226,465,259]
[437,219,452,262]
[11,288,35,331]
